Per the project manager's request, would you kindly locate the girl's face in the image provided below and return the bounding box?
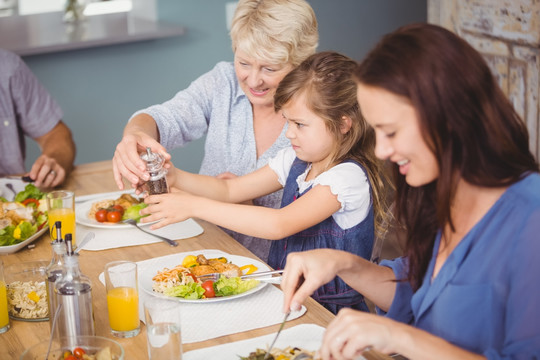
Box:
[283,93,337,168]
[356,83,439,187]
[234,50,293,108]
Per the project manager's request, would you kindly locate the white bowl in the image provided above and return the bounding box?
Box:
[21,335,125,360]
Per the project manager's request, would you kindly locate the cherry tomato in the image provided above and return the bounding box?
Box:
[111,204,125,216]
[201,280,215,298]
[95,209,108,223]
[106,210,122,223]
[65,356,77,360]
[73,347,86,358]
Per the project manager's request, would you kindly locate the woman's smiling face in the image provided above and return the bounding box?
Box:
[234,49,293,108]
[356,83,439,187]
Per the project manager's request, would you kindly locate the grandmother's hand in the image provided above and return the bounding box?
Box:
[113,131,170,191]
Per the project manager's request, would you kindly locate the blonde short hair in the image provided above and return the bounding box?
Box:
[230,0,318,67]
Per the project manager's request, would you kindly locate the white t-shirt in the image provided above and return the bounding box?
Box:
[268,147,371,230]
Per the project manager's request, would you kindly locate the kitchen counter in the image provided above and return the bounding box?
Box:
[0,11,186,56]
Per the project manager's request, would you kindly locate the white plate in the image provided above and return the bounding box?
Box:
[0,178,30,201]
[0,227,48,254]
[183,324,324,360]
[0,178,47,254]
[75,194,151,229]
[140,250,271,303]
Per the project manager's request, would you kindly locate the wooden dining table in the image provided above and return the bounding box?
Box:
[0,160,335,359]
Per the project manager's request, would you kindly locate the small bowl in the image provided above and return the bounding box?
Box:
[4,260,49,322]
[21,335,125,360]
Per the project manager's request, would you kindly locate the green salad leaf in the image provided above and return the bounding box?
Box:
[164,282,205,300]
[214,276,259,297]
[14,184,46,202]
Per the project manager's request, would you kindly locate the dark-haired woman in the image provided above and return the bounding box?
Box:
[280,23,540,359]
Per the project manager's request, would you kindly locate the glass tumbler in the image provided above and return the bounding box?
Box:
[144,298,182,360]
[105,261,140,338]
[47,190,76,246]
[0,260,10,333]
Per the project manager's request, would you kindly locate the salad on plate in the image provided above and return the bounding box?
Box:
[0,184,48,246]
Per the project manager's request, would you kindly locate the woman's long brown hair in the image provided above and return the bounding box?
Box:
[274,51,390,239]
[354,23,538,289]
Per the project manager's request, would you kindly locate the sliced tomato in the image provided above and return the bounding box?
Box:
[201,280,215,298]
[21,198,40,207]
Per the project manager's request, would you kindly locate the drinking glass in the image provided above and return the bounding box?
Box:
[47,190,76,246]
[0,260,10,334]
[144,298,182,360]
[104,261,140,338]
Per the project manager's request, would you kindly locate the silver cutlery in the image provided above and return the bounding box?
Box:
[5,183,17,197]
[197,269,283,283]
[264,312,290,359]
[74,232,95,253]
[122,218,178,247]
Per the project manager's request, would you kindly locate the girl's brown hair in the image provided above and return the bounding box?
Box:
[353,23,538,289]
[274,51,390,239]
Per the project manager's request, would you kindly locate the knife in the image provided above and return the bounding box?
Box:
[1,175,34,182]
[264,312,290,360]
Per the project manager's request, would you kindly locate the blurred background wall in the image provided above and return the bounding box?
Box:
[22,0,427,173]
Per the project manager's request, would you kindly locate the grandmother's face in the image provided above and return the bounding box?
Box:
[234,49,293,108]
[356,83,439,187]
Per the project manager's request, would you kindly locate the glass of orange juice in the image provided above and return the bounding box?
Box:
[0,260,10,334]
[105,261,140,338]
[46,190,76,246]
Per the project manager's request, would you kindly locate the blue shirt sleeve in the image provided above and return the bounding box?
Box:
[377,257,415,325]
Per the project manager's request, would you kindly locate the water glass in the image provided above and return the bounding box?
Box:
[47,190,76,245]
[104,261,140,338]
[144,298,182,360]
[0,260,9,334]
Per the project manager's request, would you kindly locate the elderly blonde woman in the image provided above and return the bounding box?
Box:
[112,0,318,261]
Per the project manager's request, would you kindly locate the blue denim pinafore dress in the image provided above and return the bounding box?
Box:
[268,157,374,314]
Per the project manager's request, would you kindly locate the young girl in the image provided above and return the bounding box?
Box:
[140,51,388,314]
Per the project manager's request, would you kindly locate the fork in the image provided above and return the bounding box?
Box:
[197,269,283,283]
[122,219,178,247]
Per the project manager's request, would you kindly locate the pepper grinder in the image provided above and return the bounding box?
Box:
[140,147,169,195]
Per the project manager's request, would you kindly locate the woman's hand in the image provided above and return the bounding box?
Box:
[112,131,170,190]
[281,249,348,313]
[320,309,398,360]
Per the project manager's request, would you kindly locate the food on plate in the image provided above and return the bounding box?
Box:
[0,184,48,246]
[61,346,115,360]
[152,254,259,300]
[88,194,148,224]
[189,254,243,278]
[240,347,316,360]
[6,279,48,319]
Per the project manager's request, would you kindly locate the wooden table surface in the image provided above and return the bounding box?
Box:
[0,160,335,359]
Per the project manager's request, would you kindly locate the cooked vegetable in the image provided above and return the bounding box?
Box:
[122,203,148,222]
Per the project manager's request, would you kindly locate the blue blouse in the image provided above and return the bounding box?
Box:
[381,172,540,359]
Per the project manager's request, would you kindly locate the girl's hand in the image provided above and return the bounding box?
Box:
[139,191,195,229]
[281,249,345,313]
[320,309,397,360]
[112,131,170,190]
